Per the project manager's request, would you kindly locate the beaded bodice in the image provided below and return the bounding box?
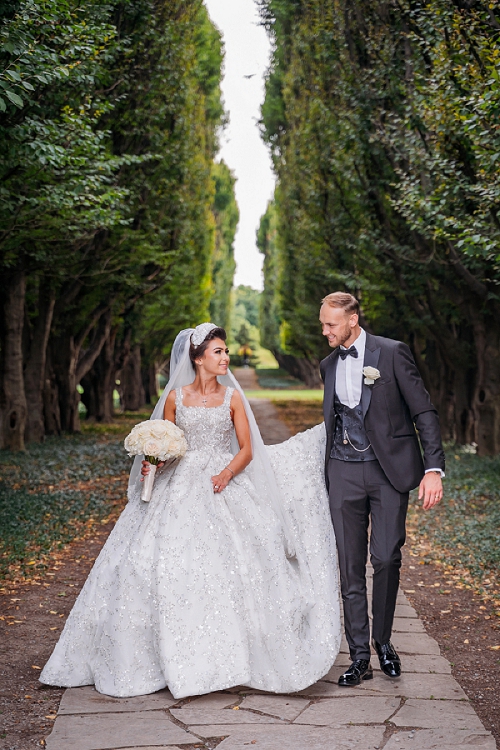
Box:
[175,386,234,453]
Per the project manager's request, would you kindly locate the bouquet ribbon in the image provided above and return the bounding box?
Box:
[141,458,159,503]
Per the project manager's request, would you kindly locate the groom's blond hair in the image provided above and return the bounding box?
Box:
[322,292,359,315]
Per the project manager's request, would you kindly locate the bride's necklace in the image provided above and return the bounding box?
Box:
[191,385,220,407]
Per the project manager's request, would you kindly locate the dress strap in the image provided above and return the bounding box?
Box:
[224,386,234,407]
[175,387,183,409]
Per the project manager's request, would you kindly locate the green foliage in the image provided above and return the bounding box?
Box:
[0,433,131,577]
[209,161,239,330]
[408,447,500,592]
[0,0,237,443]
[0,0,130,267]
[259,0,500,449]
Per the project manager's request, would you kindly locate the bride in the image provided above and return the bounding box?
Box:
[40,323,341,699]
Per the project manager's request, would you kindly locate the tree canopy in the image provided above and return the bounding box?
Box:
[258,0,500,453]
[0,0,237,450]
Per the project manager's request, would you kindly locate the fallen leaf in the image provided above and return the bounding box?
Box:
[49,627,58,631]
[440,610,451,614]
[464,639,469,644]
[489,645,500,651]
[31,665,41,670]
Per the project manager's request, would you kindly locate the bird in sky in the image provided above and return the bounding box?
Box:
[243,73,256,79]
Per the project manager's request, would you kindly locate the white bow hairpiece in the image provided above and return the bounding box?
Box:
[191,322,217,347]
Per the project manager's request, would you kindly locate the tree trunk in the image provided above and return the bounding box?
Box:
[120,344,145,411]
[23,280,55,443]
[80,327,117,422]
[142,361,158,405]
[0,271,28,451]
[50,332,80,433]
[49,307,112,433]
[42,356,62,437]
[273,351,323,388]
[471,314,500,455]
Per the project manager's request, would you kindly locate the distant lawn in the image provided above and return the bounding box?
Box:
[255,367,305,390]
[246,389,324,401]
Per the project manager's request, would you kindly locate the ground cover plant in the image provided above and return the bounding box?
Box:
[0,415,142,581]
[407,447,500,609]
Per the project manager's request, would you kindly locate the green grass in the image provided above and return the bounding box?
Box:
[408,445,500,602]
[245,389,324,401]
[255,367,305,390]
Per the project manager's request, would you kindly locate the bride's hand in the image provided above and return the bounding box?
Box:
[140,459,165,480]
[211,468,233,493]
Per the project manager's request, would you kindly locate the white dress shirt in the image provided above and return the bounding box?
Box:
[336,328,365,408]
[335,327,444,477]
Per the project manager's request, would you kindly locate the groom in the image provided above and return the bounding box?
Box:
[319,292,445,686]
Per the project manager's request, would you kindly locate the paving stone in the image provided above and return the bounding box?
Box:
[348,673,463,700]
[384,729,496,750]
[295,696,400,725]
[332,652,356,668]
[391,632,441,655]
[239,694,310,720]
[194,724,386,748]
[184,693,238,709]
[395,654,451,674]
[311,672,464,700]
[297,679,370,697]
[58,686,176,715]
[394,604,418,618]
[339,636,350,653]
[392,617,426,633]
[45,711,192,750]
[322,652,452,684]
[392,700,485,730]
[170,708,282,726]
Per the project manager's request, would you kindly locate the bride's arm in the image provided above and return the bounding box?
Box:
[163,389,176,422]
[211,390,252,494]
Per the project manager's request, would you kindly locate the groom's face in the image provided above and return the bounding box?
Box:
[320,304,357,348]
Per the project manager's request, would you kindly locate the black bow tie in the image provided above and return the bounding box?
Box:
[339,346,358,360]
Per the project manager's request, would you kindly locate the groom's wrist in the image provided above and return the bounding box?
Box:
[425,468,445,478]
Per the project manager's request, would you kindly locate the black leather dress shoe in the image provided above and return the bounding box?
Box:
[372,639,401,678]
[338,659,373,686]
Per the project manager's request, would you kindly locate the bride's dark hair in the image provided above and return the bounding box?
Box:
[189,327,227,366]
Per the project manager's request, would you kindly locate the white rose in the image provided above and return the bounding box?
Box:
[363,366,381,385]
[149,420,168,438]
[124,434,141,455]
[143,439,161,457]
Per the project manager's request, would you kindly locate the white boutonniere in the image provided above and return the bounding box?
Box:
[363,366,381,385]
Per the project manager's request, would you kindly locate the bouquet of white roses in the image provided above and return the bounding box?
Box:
[124,419,188,502]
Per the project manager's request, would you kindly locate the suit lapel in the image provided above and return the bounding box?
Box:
[361,333,381,417]
[323,349,340,424]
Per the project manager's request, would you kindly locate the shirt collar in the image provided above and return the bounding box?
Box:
[340,327,366,352]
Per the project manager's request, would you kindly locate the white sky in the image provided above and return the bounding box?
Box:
[204,0,275,291]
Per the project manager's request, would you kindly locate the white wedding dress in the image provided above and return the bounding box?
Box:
[40,386,341,699]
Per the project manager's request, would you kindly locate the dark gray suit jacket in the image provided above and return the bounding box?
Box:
[320,332,445,494]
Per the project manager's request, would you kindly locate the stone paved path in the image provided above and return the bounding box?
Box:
[44,380,496,750]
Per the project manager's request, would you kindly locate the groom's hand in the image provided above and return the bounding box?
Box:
[418,472,443,510]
